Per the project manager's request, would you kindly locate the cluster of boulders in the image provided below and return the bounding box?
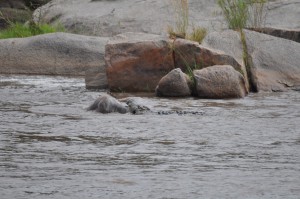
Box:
[104,32,250,98]
[104,30,300,97]
[155,66,247,99]
[0,0,300,102]
[0,29,299,98]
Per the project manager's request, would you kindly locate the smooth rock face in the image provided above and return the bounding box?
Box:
[193,65,247,99]
[174,38,244,76]
[265,0,300,30]
[105,32,174,92]
[0,33,109,88]
[34,0,224,36]
[87,94,128,114]
[202,30,249,91]
[244,29,300,92]
[34,0,300,37]
[155,68,192,97]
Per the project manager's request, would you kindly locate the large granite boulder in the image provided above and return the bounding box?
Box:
[244,29,300,92]
[202,30,250,91]
[173,38,245,79]
[193,65,247,99]
[33,0,223,36]
[34,0,300,37]
[155,68,192,97]
[105,32,174,92]
[0,33,109,89]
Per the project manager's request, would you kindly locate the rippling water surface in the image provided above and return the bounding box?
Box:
[0,75,299,199]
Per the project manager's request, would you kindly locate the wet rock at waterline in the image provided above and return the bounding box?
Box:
[0,33,109,83]
[105,32,174,92]
[202,30,249,91]
[85,37,109,89]
[87,94,128,114]
[155,68,192,97]
[244,29,300,92]
[194,65,248,99]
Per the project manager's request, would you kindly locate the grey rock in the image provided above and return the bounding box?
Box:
[194,65,247,99]
[0,33,109,89]
[34,0,300,37]
[244,29,300,92]
[155,68,192,97]
[87,94,128,114]
[33,0,223,36]
[265,0,300,30]
[202,30,250,91]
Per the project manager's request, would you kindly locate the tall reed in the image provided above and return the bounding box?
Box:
[217,0,268,30]
[169,0,189,38]
[217,0,249,30]
[248,0,268,28]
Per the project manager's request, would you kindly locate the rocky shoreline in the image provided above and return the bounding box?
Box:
[1,0,300,101]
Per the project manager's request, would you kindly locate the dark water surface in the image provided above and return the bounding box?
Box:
[0,75,299,199]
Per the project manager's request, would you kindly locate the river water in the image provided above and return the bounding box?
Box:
[0,75,299,199]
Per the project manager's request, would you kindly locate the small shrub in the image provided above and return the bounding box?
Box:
[169,0,189,39]
[168,0,207,43]
[188,26,207,43]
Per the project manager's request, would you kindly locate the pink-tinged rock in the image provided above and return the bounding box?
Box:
[173,38,244,72]
[105,32,174,92]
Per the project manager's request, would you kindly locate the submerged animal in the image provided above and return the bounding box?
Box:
[87,94,151,114]
[87,94,128,114]
[120,97,151,115]
[88,94,203,115]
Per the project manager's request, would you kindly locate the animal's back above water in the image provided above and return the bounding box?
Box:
[87,94,128,114]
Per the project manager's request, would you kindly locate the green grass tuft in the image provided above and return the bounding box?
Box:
[217,0,268,30]
[217,0,249,30]
[0,22,65,39]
